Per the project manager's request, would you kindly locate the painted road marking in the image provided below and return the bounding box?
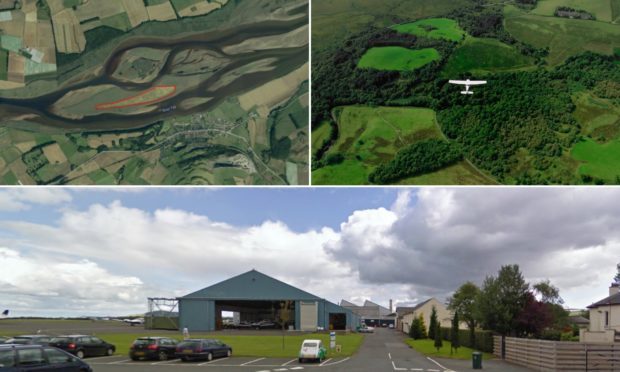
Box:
[320,357,350,366]
[388,353,392,360]
[274,369,288,371]
[427,357,449,371]
[108,359,131,364]
[282,359,296,366]
[289,367,304,370]
[392,360,408,371]
[151,359,181,365]
[319,358,332,366]
[198,357,230,366]
[242,357,266,366]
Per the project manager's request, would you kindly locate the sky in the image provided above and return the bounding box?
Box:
[0,187,616,317]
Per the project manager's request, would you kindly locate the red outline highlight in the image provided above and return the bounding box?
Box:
[95,85,177,110]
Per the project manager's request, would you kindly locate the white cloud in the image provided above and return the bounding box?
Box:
[2,188,620,316]
[0,247,144,315]
[0,189,72,211]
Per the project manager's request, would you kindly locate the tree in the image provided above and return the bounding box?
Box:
[418,313,427,339]
[409,315,422,339]
[428,306,438,340]
[451,311,460,354]
[615,263,620,284]
[515,292,553,338]
[533,280,563,305]
[477,264,529,336]
[434,321,443,351]
[448,281,481,347]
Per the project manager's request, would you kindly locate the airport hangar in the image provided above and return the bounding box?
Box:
[177,270,360,332]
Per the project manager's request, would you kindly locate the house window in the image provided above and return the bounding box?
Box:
[605,311,609,328]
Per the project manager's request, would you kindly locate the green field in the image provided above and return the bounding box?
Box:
[571,138,620,182]
[442,37,535,76]
[504,4,620,66]
[312,0,470,51]
[531,0,614,22]
[101,12,132,32]
[404,339,494,360]
[393,18,465,42]
[0,49,8,81]
[312,106,491,185]
[397,161,496,185]
[572,92,620,139]
[358,47,440,71]
[311,121,332,155]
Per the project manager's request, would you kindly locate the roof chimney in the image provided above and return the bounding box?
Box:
[389,299,393,313]
[611,283,620,296]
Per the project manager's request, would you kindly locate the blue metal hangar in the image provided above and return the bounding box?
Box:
[178,270,360,332]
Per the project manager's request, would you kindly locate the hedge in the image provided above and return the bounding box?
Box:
[439,327,494,353]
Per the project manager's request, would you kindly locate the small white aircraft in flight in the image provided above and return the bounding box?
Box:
[449,79,487,95]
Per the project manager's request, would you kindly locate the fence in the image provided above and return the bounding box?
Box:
[494,336,620,371]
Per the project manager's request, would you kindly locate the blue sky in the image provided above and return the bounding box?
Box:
[0,187,617,316]
[60,188,408,231]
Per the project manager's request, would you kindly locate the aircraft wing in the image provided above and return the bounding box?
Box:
[448,80,468,85]
[468,81,487,85]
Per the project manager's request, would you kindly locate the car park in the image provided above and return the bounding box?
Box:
[129,337,178,361]
[4,335,51,345]
[175,339,232,362]
[48,335,115,359]
[298,339,326,363]
[0,344,92,371]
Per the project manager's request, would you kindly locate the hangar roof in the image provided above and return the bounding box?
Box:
[180,270,322,301]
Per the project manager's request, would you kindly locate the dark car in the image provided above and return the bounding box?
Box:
[0,344,92,371]
[4,336,51,346]
[129,337,178,361]
[48,335,115,359]
[175,339,232,362]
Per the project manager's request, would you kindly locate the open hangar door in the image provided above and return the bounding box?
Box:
[329,313,346,330]
[215,300,295,330]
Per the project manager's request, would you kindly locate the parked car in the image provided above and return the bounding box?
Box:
[298,339,326,363]
[251,320,278,329]
[235,321,252,329]
[357,325,374,333]
[4,335,51,346]
[129,337,178,361]
[0,344,92,371]
[175,339,232,362]
[48,335,115,359]
[388,324,394,329]
[0,337,9,345]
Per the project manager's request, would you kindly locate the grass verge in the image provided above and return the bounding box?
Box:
[404,339,494,360]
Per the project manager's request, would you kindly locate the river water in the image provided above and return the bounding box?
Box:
[0,17,308,130]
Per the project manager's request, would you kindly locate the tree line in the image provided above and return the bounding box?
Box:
[368,139,462,184]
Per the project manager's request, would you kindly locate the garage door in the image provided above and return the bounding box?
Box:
[299,301,318,331]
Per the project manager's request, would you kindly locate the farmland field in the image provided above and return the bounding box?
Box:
[572,138,620,182]
[312,106,490,185]
[393,18,465,42]
[531,0,614,22]
[0,0,309,185]
[312,0,470,51]
[312,0,620,185]
[358,47,440,71]
[442,37,535,76]
[504,4,620,66]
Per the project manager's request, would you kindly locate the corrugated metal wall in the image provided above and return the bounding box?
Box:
[179,299,215,332]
